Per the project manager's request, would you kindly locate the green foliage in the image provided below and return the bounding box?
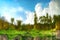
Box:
[53,15,60,22]
[0,29,54,37]
[11,18,14,24]
[34,11,38,29]
[16,20,22,30]
[39,13,52,24]
[0,12,56,30]
[34,12,37,25]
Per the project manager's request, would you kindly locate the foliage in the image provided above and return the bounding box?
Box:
[0,12,57,30]
[0,29,54,37]
[11,18,14,24]
[39,13,52,24]
[34,11,38,29]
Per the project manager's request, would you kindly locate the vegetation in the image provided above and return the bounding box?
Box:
[0,12,60,39]
[0,12,56,30]
[34,11,38,29]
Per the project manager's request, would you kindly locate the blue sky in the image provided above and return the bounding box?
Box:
[0,0,52,24]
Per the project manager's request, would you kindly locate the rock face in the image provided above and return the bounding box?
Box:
[43,36,52,40]
[33,36,53,40]
[22,36,33,40]
[34,36,41,40]
[0,35,8,40]
[13,35,22,40]
[56,30,60,40]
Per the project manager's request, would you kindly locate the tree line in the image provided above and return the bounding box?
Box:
[0,12,60,30]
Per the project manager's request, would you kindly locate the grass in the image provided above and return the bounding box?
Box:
[0,29,55,40]
[0,29,54,35]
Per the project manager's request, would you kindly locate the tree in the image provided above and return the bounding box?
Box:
[0,16,9,29]
[46,13,48,18]
[39,16,46,24]
[11,18,14,24]
[17,20,21,26]
[53,15,60,30]
[39,13,52,30]
[0,16,5,29]
[39,13,52,24]
[34,11,37,29]
[9,18,14,29]
[16,20,22,30]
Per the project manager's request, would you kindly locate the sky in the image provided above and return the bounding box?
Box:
[0,0,60,24]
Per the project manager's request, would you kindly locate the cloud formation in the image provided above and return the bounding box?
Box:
[0,0,60,24]
[0,6,24,23]
[49,0,60,16]
[35,0,60,18]
[24,11,34,24]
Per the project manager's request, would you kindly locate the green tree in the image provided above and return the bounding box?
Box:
[53,15,60,30]
[46,13,48,18]
[11,18,14,24]
[39,16,46,24]
[39,13,52,24]
[1,16,5,29]
[34,11,37,29]
[16,20,22,30]
[39,13,52,30]
[9,18,14,29]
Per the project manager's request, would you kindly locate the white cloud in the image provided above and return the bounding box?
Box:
[24,11,34,24]
[0,0,60,24]
[17,0,60,24]
[0,6,24,23]
[17,7,24,12]
[0,6,34,24]
[34,0,60,23]
[35,0,60,19]
[48,0,60,16]
[24,5,48,24]
[35,3,42,18]
[0,2,49,24]
[35,3,48,20]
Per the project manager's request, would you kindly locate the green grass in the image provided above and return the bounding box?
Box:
[0,29,55,40]
[0,29,54,36]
